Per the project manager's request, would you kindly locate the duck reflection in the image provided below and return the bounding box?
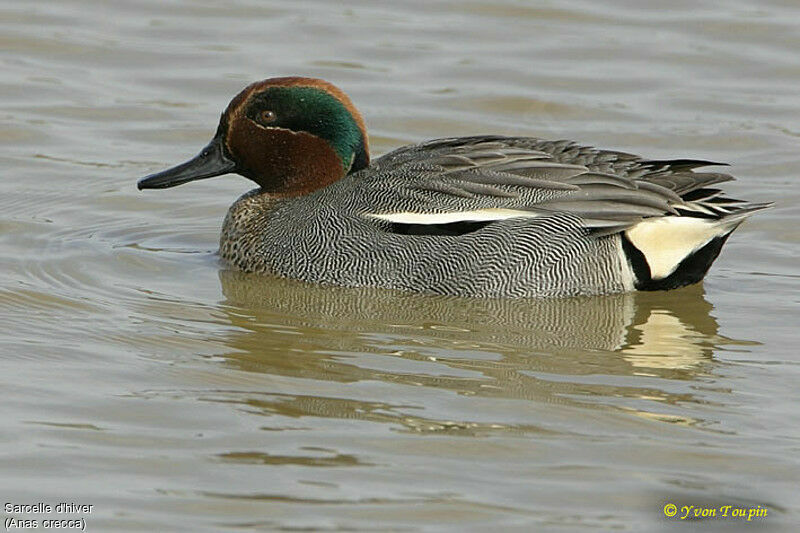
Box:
[213,270,753,431]
[219,271,724,363]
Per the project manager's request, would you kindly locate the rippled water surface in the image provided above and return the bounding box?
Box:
[2,0,799,530]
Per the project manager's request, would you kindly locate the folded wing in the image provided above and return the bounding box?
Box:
[362,137,761,238]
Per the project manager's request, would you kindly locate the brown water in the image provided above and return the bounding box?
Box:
[2,0,799,531]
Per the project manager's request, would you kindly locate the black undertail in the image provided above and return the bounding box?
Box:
[621,232,733,291]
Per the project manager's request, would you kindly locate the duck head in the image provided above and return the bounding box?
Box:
[137,77,369,196]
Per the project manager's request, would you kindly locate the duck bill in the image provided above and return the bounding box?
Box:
[137,137,236,190]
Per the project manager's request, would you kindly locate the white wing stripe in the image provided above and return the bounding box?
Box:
[365,208,541,225]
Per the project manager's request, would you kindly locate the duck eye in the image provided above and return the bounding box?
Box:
[258,110,277,125]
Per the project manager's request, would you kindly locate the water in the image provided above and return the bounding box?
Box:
[1,0,798,530]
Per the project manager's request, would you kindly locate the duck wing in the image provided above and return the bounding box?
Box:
[360,136,751,237]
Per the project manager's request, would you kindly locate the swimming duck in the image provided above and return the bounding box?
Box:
[138,76,771,298]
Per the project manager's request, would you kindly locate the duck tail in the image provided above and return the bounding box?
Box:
[621,202,772,291]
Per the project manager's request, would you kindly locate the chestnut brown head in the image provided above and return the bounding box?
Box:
[138,77,369,197]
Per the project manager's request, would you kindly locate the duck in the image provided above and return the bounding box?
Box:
[138,76,771,298]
